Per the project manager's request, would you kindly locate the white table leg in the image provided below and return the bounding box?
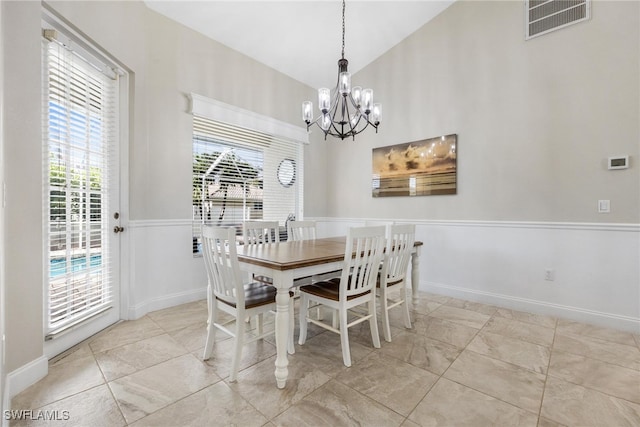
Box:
[274,286,290,389]
[411,246,421,307]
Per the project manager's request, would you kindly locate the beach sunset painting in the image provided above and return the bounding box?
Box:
[372,134,457,197]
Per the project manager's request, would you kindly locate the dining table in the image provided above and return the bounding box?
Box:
[236,235,423,388]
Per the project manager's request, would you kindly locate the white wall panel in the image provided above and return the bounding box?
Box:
[313,217,640,334]
[127,220,207,319]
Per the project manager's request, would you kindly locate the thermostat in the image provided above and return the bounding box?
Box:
[608,156,629,170]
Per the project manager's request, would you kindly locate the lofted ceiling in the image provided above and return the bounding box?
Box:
[143,1,456,89]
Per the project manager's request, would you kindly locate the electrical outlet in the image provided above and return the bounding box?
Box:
[545,269,555,281]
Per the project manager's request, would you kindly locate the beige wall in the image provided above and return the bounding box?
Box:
[2,0,44,374]
[326,0,639,223]
[0,0,6,404]
[1,0,319,373]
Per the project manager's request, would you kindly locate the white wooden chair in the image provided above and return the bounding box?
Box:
[201,226,293,381]
[298,226,386,367]
[242,220,280,288]
[285,220,321,316]
[243,220,280,245]
[378,223,415,342]
[287,220,317,241]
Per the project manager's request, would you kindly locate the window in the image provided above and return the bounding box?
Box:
[42,21,119,337]
[190,96,307,252]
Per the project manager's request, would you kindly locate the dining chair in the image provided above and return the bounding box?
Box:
[285,220,324,318]
[378,223,416,342]
[287,220,317,241]
[298,226,386,367]
[243,220,280,245]
[201,226,293,381]
[242,220,280,287]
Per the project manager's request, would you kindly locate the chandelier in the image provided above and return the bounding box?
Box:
[302,0,381,140]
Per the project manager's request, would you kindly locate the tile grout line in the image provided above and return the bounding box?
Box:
[535,316,558,426]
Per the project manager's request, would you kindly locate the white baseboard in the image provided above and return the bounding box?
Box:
[423,281,640,334]
[128,287,207,319]
[6,356,48,401]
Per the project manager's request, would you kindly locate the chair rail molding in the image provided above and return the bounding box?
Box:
[310,217,640,232]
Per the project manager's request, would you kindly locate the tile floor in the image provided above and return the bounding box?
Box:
[10,291,640,426]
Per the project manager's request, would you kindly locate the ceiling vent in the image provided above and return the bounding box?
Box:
[526,0,590,40]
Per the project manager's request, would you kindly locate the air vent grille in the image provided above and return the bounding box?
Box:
[526,0,590,40]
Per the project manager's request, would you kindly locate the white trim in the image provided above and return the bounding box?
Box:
[117,72,131,322]
[43,309,116,359]
[41,5,125,76]
[6,356,48,399]
[128,219,192,229]
[309,217,640,233]
[127,288,207,320]
[424,281,640,334]
[188,93,309,144]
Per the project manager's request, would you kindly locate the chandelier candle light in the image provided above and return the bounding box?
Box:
[302,0,381,140]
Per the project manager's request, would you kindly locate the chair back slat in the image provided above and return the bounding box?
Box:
[287,220,317,241]
[340,226,386,298]
[384,224,416,282]
[202,226,243,306]
[243,221,280,245]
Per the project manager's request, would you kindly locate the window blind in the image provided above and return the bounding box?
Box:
[42,32,117,336]
[192,115,304,251]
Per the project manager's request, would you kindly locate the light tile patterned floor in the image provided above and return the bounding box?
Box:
[10,292,640,426]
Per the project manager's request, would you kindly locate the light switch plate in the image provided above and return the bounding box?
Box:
[598,200,610,213]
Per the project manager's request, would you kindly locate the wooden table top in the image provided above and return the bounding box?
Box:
[237,236,422,271]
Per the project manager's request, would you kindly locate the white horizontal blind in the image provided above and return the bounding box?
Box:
[42,35,117,336]
[192,116,303,251]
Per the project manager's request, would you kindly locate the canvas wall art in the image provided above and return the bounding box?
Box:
[372,134,457,197]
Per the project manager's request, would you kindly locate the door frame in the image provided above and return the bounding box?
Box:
[42,7,130,358]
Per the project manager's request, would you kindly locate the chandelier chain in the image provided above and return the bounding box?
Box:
[341,0,346,59]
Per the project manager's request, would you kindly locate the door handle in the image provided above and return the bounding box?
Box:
[114,226,125,233]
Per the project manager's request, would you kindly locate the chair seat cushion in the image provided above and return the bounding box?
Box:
[217,282,293,309]
[299,277,370,301]
[376,276,404,288]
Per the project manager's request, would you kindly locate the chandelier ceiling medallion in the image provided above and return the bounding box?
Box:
[302,0,381,140]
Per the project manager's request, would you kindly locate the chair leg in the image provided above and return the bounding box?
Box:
[402,285,412,329]
[203,288,216,360]
[206,285,212,326]
[369,297,381,349]
[230,314,245,382]
[298,294,309,345]
[256,313,264,336]
[339,306,352,367]
[381,286,392,342]
[288,296,295,354]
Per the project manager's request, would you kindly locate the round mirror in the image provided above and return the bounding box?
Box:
[277,159,296,188]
